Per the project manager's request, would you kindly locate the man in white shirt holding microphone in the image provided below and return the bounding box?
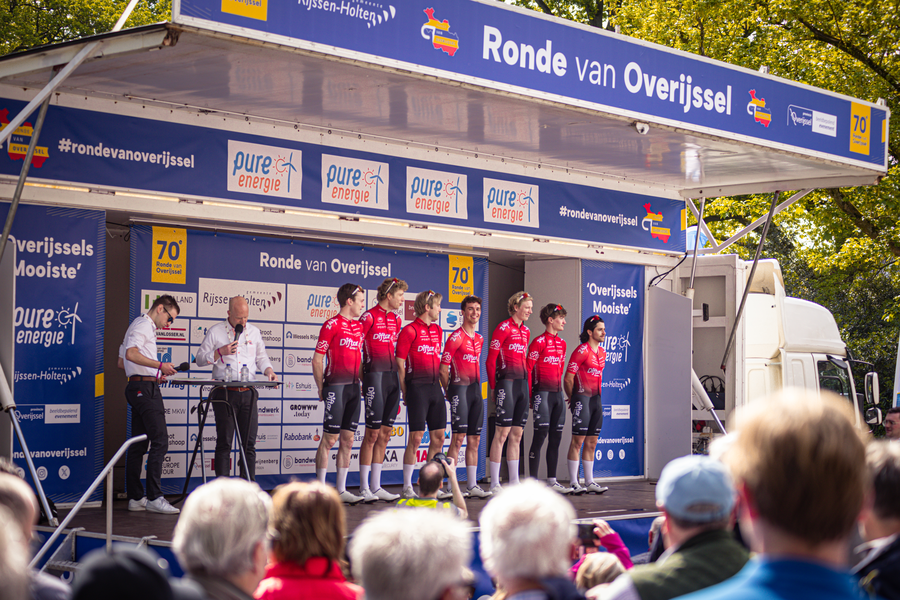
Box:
[196,296,278,481]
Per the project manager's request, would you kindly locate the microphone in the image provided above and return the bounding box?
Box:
[174,362,190,372]
[234,323,244,343]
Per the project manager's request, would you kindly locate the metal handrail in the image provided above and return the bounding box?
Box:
[29,434,148,569]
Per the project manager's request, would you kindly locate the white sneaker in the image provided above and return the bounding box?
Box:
[585,482,609,494]
[127,497,147,512]
[570,483,587,495]
[338,490,364,505]
[465,485,492,499]
[373,487,400,502]
[146,497,180,515]
[360,489,378,503]
[400,486,419,500]
[489,483,503,494]
[549,482,573,494]
[437,489,453,500]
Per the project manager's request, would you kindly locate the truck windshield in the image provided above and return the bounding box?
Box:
[817,360,852,401]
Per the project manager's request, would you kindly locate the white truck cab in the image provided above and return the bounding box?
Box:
[677,254,879,452]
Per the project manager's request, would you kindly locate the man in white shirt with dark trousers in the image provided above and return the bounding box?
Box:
[196,295,278,481]
[121,294,181,515]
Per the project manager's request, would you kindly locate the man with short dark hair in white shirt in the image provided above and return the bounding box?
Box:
[195,296,277,481]
[121,294,181,515]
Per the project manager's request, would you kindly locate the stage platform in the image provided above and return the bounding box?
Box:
[39,480,659,542]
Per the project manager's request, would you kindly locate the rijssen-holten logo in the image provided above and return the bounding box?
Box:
[421,8,459,56]
[641,203,670,243]
[747,90,772,128]
[0,108,49,168]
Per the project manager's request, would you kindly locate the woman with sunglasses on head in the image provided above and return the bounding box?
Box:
[564,315,609,495]
[486,291,533,492]
[525,304,569,493]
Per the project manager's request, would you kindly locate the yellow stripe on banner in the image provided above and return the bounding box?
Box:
[681,208,687,231]
[482,382,489,400]
[95,373,104,397]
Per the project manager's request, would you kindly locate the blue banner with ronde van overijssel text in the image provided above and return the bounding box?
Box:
[176,0,888,169]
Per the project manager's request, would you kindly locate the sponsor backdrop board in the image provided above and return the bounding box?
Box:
[1,203,105,502]
[176,0,889,169]
[581,260,644,478]
[131,225,488,492]
[0,99,685,253]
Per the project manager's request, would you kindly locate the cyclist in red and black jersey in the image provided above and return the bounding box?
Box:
[526,303,569,493]
[313,283,366,504]
[358,277,407,503]
[564,315,608,495]
[441,295,490,498]
[396,290,445,499]
[487,291,533,492]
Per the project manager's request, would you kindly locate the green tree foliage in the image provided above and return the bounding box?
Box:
[0,0,171,56]
[514,0,900,417]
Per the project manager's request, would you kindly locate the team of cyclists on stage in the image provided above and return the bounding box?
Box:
[312,278,610,504]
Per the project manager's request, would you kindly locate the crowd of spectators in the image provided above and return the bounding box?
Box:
[3,388,900,600]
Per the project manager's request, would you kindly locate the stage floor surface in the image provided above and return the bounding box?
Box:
[49,480,659,543]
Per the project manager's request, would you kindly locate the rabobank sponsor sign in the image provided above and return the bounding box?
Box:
[483,178,539,229]
[282,425,324,448]
[321,154,389,210]
[198,278,286,321]
[406,167,468,220]
[227,140,302,201]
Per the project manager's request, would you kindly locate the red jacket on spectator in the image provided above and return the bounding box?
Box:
[255,557,363,600]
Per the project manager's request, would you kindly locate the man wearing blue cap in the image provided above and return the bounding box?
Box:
[600,455,749,600]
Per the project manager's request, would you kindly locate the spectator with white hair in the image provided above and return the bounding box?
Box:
[172,478,271,600]
[479,479,582,600]
[0,467,71,600]
[257,481,362,600]
[349,507,472,600]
